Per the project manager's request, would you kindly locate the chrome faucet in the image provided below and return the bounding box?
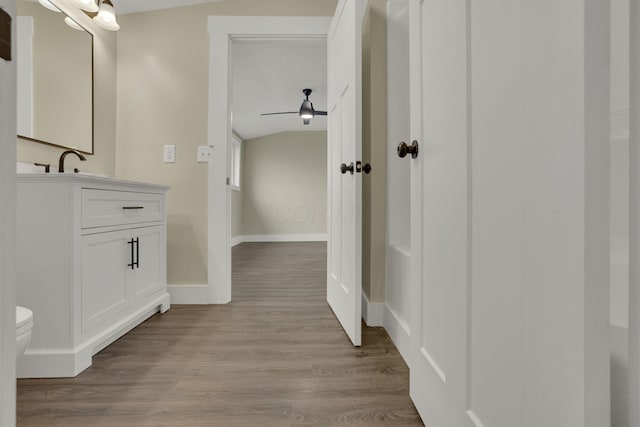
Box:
[58,150,86,173]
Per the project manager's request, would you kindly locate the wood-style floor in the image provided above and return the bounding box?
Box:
[17,242,423,426]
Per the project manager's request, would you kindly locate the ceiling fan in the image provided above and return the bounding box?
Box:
[261,88,327,125]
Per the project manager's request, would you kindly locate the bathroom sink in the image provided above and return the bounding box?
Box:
[73,171,108,178]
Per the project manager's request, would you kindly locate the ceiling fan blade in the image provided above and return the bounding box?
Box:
[260,112,299,116]
[314,111,328,116]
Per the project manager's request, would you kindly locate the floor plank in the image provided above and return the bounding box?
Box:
[17,242,423,426]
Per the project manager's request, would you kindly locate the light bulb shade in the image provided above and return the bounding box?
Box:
[38,0,61,13]
[299,100,314,119]
[64,16,85,31]
[94,0,120,31]
[73,0,98,13]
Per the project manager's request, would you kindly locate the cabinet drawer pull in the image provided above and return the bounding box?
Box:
[122,206,144,210]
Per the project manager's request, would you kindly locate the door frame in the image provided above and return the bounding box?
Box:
[0,0,17,423]
[206,16,332,303]
[630,1,639,424]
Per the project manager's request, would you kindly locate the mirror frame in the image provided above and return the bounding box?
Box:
[16,1,94,155]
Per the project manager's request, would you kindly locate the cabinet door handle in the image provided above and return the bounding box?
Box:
[122,206,144,210]
[127,239,135,269]
[135,238,140,269]
[127,238,140,269]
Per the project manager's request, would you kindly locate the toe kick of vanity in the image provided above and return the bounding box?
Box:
[16,174,170,378]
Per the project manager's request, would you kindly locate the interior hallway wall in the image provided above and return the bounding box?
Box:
[241,131,327,238]
[15,0,117,176]
[115,0,337,287]
[362,0,387,304]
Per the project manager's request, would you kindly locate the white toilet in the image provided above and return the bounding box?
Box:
[16,306,33,360]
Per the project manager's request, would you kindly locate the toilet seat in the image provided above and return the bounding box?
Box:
[16,306,33,336]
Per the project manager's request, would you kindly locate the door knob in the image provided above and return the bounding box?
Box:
[340,162,354,175]
[354,161,372,174]
[397,140,419,159]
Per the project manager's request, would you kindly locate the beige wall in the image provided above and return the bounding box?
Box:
[362,0,387,303]
[115,1,337,285]
[16,0,117,176]
[242,131,327,237]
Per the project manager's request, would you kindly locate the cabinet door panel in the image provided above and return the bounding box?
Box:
[128,226,163,301]
[81,230,129,332]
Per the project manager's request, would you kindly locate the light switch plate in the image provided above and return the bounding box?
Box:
[163,145,175,163]
[197,145,213,163]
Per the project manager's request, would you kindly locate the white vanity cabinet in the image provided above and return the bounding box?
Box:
[16,174,170,378]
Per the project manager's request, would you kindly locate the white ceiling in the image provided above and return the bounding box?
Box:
[231,39,327,141]
[112,0,223,15]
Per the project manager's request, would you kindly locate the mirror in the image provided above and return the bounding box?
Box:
[17,0,93,154]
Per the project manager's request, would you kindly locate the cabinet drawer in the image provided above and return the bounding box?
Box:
[82,189,163,229]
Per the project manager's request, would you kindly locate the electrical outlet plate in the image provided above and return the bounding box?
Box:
[197,145,213,163]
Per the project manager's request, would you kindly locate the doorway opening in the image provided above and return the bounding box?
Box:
[228,39,329,281]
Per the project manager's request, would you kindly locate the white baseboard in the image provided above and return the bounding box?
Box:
[384,304,411,366]
[361,293,385,327]
[167,284,209,304]
[233,234,327,244]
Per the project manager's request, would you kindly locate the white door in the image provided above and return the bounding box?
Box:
[385,0,412,359]
[129,226,164,301]
[408,0,610,426]
[81,230,129,332]
[408,1,471,424]
[630,1,640,425]
[326,0,364,347]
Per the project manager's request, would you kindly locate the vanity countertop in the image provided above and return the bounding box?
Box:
[16,173,170,191]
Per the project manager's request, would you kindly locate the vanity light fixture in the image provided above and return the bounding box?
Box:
[64,16,84,31]
[73,0,99,13]
[93,0,120,31]
[38,0,60,12]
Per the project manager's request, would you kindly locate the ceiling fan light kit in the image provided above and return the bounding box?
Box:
[299,100,314,119]
[261,88,328,125]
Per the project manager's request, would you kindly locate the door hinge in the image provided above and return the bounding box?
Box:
[226,177,230,185]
